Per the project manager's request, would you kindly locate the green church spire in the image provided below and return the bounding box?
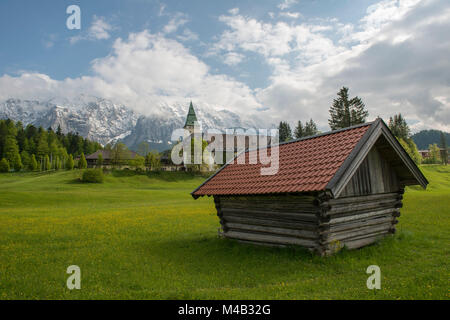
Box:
[184,101,198,128]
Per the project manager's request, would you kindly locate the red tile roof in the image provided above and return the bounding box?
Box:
[192,123,372,196]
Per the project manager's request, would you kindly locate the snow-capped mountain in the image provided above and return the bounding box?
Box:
[0,96,138,145]
[0,96,270,151]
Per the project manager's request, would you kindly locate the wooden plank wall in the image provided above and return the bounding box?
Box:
[215,189,404,255]
[340,146,399,197]
[214,194,322,251]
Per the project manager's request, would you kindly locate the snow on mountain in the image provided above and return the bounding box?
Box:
[0,95,272,151]
[0,96,138,145]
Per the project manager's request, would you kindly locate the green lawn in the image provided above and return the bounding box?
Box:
[0,166,448,299]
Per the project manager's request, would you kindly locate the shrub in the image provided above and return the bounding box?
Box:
[67,155,74,170]
[0,158,10,172]
[81,169,104,183]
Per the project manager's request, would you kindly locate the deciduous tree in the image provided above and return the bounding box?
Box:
[0,158,9,172]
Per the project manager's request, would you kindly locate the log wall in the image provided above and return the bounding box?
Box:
[213,145,406,255]
[214,189,404,255]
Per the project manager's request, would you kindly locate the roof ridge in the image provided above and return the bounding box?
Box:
[243,120,375,155]
[276,120,374,147]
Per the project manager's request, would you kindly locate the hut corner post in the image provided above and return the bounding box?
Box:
[214,196,226,237]
[316,187,405,256]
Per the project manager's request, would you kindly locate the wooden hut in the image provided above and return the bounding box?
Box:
[191,119,428,255]
[85,149,139,168]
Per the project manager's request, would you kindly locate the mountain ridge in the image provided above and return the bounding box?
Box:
[0,96,270,152]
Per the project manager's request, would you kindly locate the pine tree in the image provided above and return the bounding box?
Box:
[278,121,293,142]
[36,134,49,160]
[56,125,62,138]
[388,114,410,140]
[440,132,448,165]
[304,119,319,137]
[30,154,38,171]
[329,87,368,130]
[3,135,19,164]
[0,119,101,172]
[0,158,9,172]
[79,153,87,169]
[294,121,304,139]
[67,154,74,170]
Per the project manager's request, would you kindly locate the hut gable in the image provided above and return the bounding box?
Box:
[191,119,428,255]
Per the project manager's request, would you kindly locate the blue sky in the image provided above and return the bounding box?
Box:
[0,0,449,132]
[0,0,377,84]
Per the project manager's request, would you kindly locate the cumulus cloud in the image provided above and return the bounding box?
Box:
[0,31,261,117]
[1,0,449,132]
[214,0,449,132]
[70,15,113,44]
[214,13,344,66]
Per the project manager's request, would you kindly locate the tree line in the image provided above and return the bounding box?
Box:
[0,119,102,172]
[276,86,448,166]
[278,87,368,142]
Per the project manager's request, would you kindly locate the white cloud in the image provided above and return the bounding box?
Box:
[0,31,261,117]
[158,4,166,16]
[214,13,344,66]
[278,0,298,10]
[344,0,422,43]
[279,11,302,19]
[163,13,189,34]
[212,0,449,132]
[223,52,245,66]
[2,0,449,133]
[70,15,113,44]
[176,29,199,42]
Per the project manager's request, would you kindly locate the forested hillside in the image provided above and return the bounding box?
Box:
[412,130,450,150]
[0,119,102,171]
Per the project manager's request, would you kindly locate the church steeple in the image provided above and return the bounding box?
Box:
[184,101,198,132]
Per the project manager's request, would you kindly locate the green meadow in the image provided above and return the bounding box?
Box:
[0,166,448,299]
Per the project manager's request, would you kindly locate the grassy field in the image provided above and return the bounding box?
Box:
[0,166,448,299]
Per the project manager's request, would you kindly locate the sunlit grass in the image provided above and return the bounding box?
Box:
[0,166,448,299]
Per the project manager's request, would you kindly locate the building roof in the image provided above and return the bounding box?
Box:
[192,119,428,198]
[184,101,198,128]
[85,149,139,160]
